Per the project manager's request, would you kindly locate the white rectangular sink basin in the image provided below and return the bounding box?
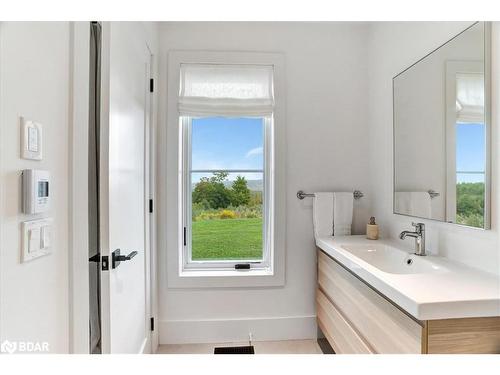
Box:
[340,244,448,275]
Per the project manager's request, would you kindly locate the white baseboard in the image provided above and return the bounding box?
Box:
[159,315,317,344]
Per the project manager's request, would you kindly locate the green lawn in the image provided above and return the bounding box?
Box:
[192,218,263,260]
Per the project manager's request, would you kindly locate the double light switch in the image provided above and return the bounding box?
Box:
[22,218,52,262]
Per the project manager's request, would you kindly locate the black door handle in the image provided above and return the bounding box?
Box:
[119,251,138,261]
[112,249,138,269]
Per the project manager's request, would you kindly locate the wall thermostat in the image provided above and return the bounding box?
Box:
[22,169,50,214]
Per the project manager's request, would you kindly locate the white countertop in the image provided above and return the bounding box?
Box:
[316,235,500,320]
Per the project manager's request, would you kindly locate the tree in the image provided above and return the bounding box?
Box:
[249,191,262,206]
[230,175,251,207]
[456,182,485,227]
[192,172,231,209]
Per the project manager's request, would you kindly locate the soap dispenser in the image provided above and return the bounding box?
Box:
[366,217,379,240]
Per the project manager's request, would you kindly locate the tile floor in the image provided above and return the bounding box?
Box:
[157,339,323,354]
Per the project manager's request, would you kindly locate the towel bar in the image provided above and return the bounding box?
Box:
[296,190,364,200]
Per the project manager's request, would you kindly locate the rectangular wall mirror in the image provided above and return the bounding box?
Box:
[393,22,491,229]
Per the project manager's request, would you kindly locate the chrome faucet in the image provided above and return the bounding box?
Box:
[399,223,426,256]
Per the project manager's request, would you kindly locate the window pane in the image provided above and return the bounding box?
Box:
[455,123,485,228]
[191,117,264,171]
[456,175,485,228]
[191,172,264,261]
[456,122,485,176]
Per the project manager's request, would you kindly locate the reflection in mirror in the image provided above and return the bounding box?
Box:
[393,22,489,229]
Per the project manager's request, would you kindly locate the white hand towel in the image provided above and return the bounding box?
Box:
[395,192,412,215]
[333,192,353,236]
[395,191,432,218]
[410,192,432,218]
[313,192,334,238]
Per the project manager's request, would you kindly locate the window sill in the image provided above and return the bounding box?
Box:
[181,268,273,278]
[167,267,284,289]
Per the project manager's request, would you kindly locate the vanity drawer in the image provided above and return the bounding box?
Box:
[317,289,373,354]
[318,250,423,354]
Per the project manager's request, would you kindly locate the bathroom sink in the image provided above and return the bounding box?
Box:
[340,244,447,275]
[315,235,500,320]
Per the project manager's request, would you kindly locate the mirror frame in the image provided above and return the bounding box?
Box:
[392,22,492,229]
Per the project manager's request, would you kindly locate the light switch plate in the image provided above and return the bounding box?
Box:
[21,218,52,263]
[20,117,43,160]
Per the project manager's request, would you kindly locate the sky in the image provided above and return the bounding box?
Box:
[190,118,485,185]
[456,122,485,183]
[191,117,264,183]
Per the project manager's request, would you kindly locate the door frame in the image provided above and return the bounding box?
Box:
[0,22,3,343]
[143,44,155,354]
[68,21,157,354]
[68,21,91,354]
[146,47,159,354]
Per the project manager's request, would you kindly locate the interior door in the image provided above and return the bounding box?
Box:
[99,22,151,354]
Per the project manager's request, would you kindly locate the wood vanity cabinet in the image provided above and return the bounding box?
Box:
[316,250,500,354]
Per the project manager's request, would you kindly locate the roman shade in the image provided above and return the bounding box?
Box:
[456,72,484,123]
[178,63,275,116]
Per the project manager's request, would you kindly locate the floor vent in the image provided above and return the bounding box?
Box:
[214,345,255,354]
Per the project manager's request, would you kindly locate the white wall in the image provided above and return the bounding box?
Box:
[367,22,499,275]
[0,22,71,352]
[157,22,372,343]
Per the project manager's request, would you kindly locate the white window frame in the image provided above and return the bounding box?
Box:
[445,60,490,228]
[166,51,286,288]
[181,115,274,271]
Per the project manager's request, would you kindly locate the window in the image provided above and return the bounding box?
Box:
[455,121,486,227]
[454,72,486,227]
[178,63,275,272]
[446,63,487,228]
